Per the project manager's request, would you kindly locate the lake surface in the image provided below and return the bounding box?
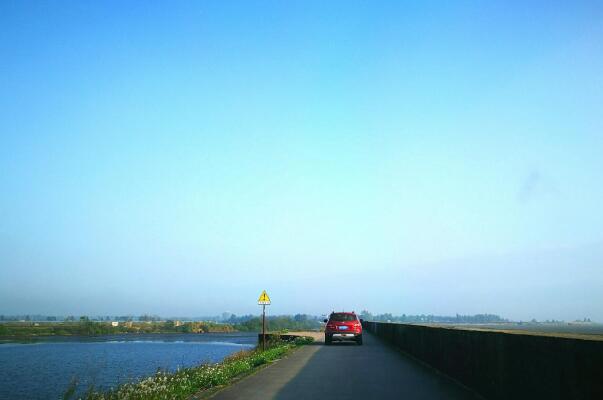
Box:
[0,333,257,400]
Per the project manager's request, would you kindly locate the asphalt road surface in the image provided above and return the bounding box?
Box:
[209,332,482,400]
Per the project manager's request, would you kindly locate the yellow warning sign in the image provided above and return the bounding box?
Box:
[258,290,271,305]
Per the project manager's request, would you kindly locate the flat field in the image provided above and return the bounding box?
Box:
[421,323,603,341]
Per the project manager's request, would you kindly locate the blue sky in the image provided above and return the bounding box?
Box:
[1,1,602,320]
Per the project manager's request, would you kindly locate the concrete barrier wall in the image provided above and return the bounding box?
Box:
[362,321,603,400]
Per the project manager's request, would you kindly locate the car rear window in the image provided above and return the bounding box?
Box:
[329,313,357,322]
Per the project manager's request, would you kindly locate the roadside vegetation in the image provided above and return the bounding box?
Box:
[66,336,313,400]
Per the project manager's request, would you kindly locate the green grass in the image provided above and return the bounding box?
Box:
[68,336,313,400]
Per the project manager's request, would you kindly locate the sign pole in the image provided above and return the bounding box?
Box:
[262,304,266,351]
[257,290,271,352]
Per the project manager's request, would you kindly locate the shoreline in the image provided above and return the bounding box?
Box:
[0,331,252,344]
[68,335,315,399]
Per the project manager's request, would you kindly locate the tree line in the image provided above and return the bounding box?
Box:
[230,314,322,332]
[358,311,509,324]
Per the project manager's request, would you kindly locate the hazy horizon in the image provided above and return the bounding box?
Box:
[3,240,602,322]
[2,2,602,322]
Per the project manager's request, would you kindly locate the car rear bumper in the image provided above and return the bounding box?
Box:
[326,332,362,341]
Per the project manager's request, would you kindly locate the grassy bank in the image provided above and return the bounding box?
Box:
[0,321,234,338]
[67,336,313,400]
[0,316,322,339]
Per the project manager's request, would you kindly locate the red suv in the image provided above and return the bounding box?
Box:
[324,312,363,345]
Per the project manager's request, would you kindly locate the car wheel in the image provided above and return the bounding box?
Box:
[356,335,363,345]
[325,335,332,345]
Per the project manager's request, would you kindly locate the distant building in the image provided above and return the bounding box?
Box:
[124,321,133,328]
[174,320,182,327]
[111,321,119,327]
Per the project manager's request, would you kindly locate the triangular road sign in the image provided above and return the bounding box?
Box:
[258,290,271,305]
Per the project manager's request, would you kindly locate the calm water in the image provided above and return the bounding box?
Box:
[0,333,257,400]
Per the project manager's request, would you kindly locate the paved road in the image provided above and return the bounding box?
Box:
[209,332,481,400]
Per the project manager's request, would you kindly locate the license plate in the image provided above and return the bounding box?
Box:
[339,326,348,330]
